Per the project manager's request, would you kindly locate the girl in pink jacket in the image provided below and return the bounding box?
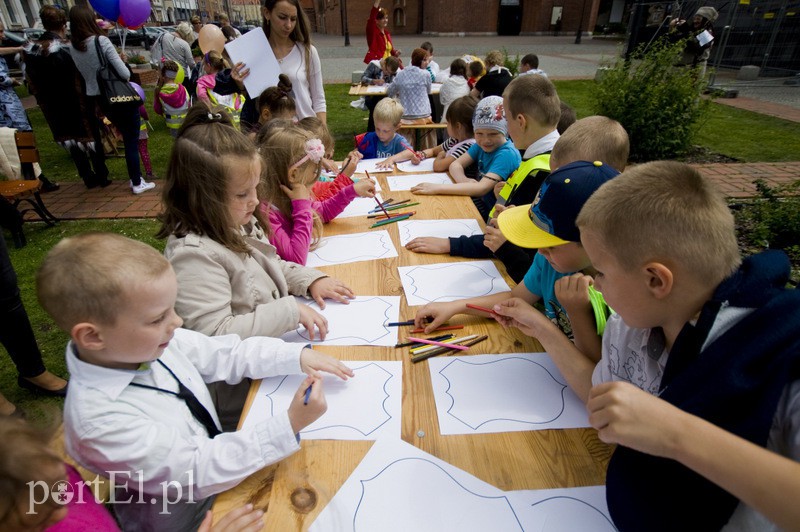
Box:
[259,125,376,265]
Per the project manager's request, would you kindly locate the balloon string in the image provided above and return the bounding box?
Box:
[120,26,126,55]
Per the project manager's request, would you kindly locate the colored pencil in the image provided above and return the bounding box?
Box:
[340,157,352,175]
[370,213,412,228]
[367,199,411,213]
[406,337,470,351]
[411,335,488,363]
[387,320,415,327]
[367,210,416,219]
[410,324,464,334]
[395,333,455,348]
[466,303,499,316]
[303,385,312,405]
[410,334,478,355]
[384,202,419,211]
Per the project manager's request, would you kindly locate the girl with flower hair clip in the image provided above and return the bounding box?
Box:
[259,125,377,265]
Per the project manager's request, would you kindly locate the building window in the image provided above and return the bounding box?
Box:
[393,7,404,27]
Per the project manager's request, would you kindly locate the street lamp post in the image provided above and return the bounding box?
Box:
[341,0,350,46]
[575,0,588,44]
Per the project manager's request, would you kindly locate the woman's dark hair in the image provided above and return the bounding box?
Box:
[40,5,67,32]
[376,7,387,20]
[69,5,102,51]
[449,58,467,79]
[221,25,237,41]
[262,0,313,93]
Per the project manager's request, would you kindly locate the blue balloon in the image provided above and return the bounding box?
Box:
[90,0,120,22]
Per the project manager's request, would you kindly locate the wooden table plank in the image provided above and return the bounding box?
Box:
[212,170,612,529]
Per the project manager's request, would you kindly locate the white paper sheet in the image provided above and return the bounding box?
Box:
[428,353,590,435]
[431,82,443,94]
[365,85,386,94]
[241,361,402,440]
[310,438,524,531]
[306,230,398,267]
[505,486,616,531]
[280,296,401,346]
[398,260,511,305]
[355,158,395,174]
[397,219,483,247]
[334,196,384,219]
[696,29,713,46]
[223,28,280,99]
[396,158,436,173]
[387,173,452,191]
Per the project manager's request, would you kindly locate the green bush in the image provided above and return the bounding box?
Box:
[735,179,800,267]
[501,47,519,76]
[593,39,710,162]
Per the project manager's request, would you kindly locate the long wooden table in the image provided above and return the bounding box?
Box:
[212,169,612,529]
[348,82,442,96]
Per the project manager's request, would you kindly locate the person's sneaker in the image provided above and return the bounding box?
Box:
[130,178,156,195]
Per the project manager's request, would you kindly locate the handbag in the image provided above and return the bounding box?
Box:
[94,36,141,110]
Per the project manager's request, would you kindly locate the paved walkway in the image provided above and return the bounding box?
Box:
[32,161,800,221]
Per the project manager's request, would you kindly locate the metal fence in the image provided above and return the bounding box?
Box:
[626,0,800,77]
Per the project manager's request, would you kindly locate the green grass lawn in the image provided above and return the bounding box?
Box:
[4,80,800,422]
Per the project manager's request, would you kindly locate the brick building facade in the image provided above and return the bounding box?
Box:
[303,0,601,36]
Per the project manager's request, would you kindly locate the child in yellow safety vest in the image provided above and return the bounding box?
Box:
[154,60,190,137]
[196,51,245,129]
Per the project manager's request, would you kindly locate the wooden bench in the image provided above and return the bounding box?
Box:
[0,132,58,248]
[398,122,447,150]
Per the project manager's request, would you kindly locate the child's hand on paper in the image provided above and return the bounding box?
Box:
[281,181,310,201]
[288,375,326,433]
[405,236,450,255]
[309,276,355,309]
[492,297,552,337]
[198,504,264,532]
[587,381,680,457]
[410,182,439,195]
[555,274,593,318]
[375,158,394,169]
[300,348,354,380]
[297,303,328,341]
[414,301,458,333]
[354,178,376,198]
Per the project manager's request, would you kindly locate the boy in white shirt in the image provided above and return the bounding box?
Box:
[36,232,353,531]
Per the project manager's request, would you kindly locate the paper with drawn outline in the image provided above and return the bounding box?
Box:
[428,353,589,435]
[396,158,436,173]
[398,260,510,306]
[334,197,384,219]
[397,219,483,247]
[505,486,616,531]
[355,158,395,174]
[309,438,524,531]
[242,361,401,440]
[280,296,400,347]
[306,230,398,267]
[386,172,452,191]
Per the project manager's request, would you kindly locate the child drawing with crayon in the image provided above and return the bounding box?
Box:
[259,124,377,265]
[350,98,417,164]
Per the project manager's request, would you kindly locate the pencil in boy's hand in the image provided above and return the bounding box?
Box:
[303,384,312,405]
[466,303,499,316]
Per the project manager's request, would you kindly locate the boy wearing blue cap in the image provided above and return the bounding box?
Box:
[410,95,521,220]
[494,161,800,531]
[414,160,619,361]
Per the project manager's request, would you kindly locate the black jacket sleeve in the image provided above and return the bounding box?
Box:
[449,234,492,259]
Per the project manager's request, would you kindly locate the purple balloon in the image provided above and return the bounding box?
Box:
[118,0,151,28]
[90,0,120,22]
[130,82,146,103]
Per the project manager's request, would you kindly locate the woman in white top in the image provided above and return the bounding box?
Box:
[438,58,470,123]
[232,0,326,123]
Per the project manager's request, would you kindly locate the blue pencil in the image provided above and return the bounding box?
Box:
[303,385,312,405]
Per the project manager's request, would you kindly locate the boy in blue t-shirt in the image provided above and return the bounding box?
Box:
[413,160,618,362]
[352,97,413,160]
[410,96,521,220]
